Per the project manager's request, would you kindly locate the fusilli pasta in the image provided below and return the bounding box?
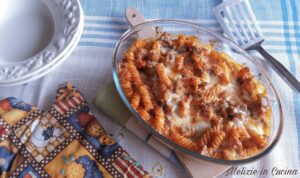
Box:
[119,33,272,160]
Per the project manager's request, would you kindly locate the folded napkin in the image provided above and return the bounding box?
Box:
[0,83,151,178]
[94,82,229,178]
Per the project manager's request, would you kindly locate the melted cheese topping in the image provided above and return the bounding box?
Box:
[166,93,210,136]
[120,33,272,160]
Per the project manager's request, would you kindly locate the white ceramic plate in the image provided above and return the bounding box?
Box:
[0,18,84,87]
[0,0,84,86]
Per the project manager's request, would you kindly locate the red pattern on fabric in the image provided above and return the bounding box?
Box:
[54,95,84,114]
[114,156,146,178]
[0,125,5,136]
[0,99,12,112]
[114,157,135,178]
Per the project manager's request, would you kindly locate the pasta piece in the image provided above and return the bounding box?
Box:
[149,50,160,61]
[181,77,201,94]
[181,127,198,137]
[240,78,265,101]
[237,67,252,82]
[210,131,225,148]
[211,64,223,76]
[228,126,242,148]
[248,130,267,148]
[127,63,153,111]
[199,145,212,156]
[198,126,224,149]
[210,116,223,127]
[125,38,145,57]
[190,77,201,93]
[156,63,172,88]
[133,38,145,49]
[135,48,147,60]
[121,80,133,98]
[242,139,257,149]
[219,72,230,85]
[237,127,250,141]
[137,107,150,121]
[153,106,165,132]
[176,34,186,47]
[208,50,220,62]
[199,85,221,104]
[131,93,141,109]
[185,36,198,48]
[134,48,148,69]
[201,104,213,120]
[158,83,170,104]
[191,52,207,72]
[175,55,184,71]
[241,147,258,157]
[127,63,142,84]
[170,129,198,151]
[135,58,147,69]
[152,40,161,51]
[120,69,134,98]
[211,64,229,85]
[177,97,190,118]
[124,51,135,62]
[197,128,213,147]
[211,151,223,159]
[138,85,154,111]
[182,67,194,78]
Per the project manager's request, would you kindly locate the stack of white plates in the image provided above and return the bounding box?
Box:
[0,0,84,87]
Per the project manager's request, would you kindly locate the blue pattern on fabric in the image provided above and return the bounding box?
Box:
[280,0,300,160]
[7,97,31,112]
[290,0,300,160]
[80,0,220,19]
[76,155,104,178]
[68,106,119,158]
[18,165,40,178]
[42,126,54,140]
[0,147,15,174]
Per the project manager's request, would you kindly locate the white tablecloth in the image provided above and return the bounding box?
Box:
[1,0,300,177]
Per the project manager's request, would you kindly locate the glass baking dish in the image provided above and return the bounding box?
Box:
[112,20,283,165]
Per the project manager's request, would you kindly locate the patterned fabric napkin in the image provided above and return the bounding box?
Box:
[0,83,151,178]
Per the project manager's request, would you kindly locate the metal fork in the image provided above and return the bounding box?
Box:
[213,0,300,94]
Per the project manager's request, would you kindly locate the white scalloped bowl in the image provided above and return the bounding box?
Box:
[0,0,84,86]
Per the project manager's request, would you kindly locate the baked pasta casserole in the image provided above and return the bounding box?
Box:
[118,33,272,160]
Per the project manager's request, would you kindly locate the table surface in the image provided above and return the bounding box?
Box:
[1,0,300,177]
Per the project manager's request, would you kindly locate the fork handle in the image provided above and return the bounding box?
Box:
[255,45,300,94]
